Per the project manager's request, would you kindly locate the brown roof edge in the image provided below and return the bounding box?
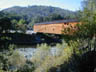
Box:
[35,19,79,25]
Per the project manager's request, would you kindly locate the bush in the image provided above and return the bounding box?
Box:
[0,44,27,72]
[31,44,50,68]
[8,50,26,69]
[30,41,81,72]
[17,60,35,72]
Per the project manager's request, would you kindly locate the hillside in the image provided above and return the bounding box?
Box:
[3,6,78,22]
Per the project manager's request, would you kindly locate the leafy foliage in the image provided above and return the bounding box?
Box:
[0,17,11,33]
[30,41,81,72]
[74,0,96,38]
[0,12,12,49]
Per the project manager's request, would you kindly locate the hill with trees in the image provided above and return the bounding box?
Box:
[2,6,79,29]
[3,6,77,20]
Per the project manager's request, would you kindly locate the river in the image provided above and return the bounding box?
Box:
[16,46,59,60]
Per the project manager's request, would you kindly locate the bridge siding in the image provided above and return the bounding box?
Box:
[34,21,79,34]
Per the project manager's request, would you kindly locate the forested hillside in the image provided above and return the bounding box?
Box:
[3,6,77,19]
[2,6,79,29]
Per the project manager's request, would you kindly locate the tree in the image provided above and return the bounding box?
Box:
[48,13,64,21]
[63,0,96,39]
[17,19,27,33]
[0,12,12,49]
[62,0,96,50]
[70,0,96,51]
[75,0,96,38]
[11,19,18,30]
[0,17,11,33]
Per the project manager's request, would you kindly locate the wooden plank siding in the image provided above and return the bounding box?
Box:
[34,20,79,34]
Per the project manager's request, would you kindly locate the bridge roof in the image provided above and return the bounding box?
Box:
[35,19,79,25]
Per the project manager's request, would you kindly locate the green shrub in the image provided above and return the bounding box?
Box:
[31,44,50,68]
[31,41,81,72]
[0,44,27,72]
[8,50,26,69]
[17,60,35,72]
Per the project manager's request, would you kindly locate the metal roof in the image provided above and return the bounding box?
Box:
[35,19,79,25]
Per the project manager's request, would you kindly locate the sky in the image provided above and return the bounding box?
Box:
[0,0,83,11]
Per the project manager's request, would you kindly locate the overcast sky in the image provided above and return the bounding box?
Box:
[0,0,83,11]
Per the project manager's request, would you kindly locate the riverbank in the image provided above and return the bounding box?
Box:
[1,33,62,46]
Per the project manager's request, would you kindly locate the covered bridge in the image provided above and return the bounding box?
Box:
[33,19,79,34]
